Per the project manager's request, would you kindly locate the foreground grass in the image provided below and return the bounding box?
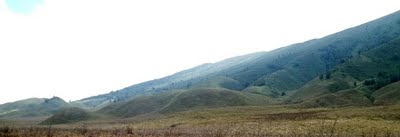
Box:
[1,105,400,137]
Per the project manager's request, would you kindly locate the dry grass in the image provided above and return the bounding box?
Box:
[1,105,400,137]
[1,123,400,137]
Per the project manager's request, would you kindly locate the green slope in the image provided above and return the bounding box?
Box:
[98,91,178,118]
[77,11,400,110]
[191,76,245,90]
[40,107,101,125]
[373,81,400,105]
[0,97,70,118]
[0,98,44,114]
[288,36,400,107]
[159,88,272,113]
[98,88,272,118]
[295,89,371,108]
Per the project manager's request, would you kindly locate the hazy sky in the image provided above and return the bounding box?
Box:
[0,0,399,104]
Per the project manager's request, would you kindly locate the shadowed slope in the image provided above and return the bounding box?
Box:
[373,81,400,105]
[288,36,400,107]
[40,107,101,125]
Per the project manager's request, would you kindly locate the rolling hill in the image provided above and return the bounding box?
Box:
[98,88,273,118]
[0,97,70,119]
[40,107,101,125]
[372,81,400,105]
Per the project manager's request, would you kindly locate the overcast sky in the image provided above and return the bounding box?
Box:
[0,0,399,104]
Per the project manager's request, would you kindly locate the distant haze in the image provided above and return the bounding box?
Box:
[0,0,399,104]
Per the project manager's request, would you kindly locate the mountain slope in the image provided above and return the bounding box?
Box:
[288,35,400,107]
[98,88,272,118]
[40,107,102,125]
[373,81,400,105]
[0,97,70,118]
[74,10,400,110]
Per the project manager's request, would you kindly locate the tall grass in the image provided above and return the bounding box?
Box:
[1,122,399,137]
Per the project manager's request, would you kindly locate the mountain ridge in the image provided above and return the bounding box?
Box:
[2,10,400,123]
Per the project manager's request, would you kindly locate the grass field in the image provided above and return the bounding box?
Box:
[1,105,400,137]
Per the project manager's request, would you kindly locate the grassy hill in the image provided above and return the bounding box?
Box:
[0,97,70,118]
[40,107,101,125]
[190,76,245,90]
[372,81,400,105]
[0,98,44,115]
[98,88,272,118]
[159,88,272,113]
[98,90,178,118]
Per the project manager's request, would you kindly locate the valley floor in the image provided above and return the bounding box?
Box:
[1,105,400,137]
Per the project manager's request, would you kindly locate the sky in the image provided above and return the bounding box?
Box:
[0,0,399,104]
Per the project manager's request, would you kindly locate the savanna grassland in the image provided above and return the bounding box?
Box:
[1,105,400,137]
[2,8,400,137]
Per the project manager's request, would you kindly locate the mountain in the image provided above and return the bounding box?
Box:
[4,10,400,123]
[0,97,70,118]
[74,10,400,110]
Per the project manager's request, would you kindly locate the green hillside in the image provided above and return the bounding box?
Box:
[372,81,400,105]
[159,88,272,113]
[0,97,69,118]
[0,98,44,115]
[40,107,101,125]
[98,88,272,118]
[76,11,400,110]
[191,76,245,90]
[98,90,178,118]
[288,36,400,107]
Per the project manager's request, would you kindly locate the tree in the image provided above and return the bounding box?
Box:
[390,74,399,83]
[364,79,375,86]
[186,82,192,88]
[398,67,400,81]
[326,72,331,79]
[391,55,400,61]
[377,71,387,79]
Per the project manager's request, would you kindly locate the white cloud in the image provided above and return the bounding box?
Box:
[0,0,399,103]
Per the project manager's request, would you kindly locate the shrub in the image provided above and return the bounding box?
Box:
[326,72,331,79]
[327,81,350,93]
[364,79,376,86]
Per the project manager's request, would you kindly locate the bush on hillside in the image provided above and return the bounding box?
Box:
[327,81,350,93]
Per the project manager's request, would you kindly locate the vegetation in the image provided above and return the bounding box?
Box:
[2,7,400,137]
[372,81,400,105]
[40,107,99,125]
[2,105,400,137]
[99,88,272,118]
[0,97,69,118]
[72,10,400,110]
